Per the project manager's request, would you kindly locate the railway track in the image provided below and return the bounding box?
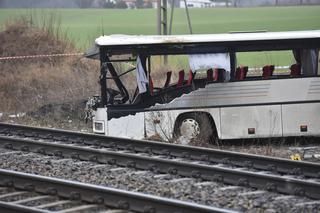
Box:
[0,123,319,178]
[0,168,230,213]
[0,123,320,212]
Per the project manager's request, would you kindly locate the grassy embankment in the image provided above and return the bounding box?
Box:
[0,6,319,118]
[0,16,99,130]
[1,6,320,68]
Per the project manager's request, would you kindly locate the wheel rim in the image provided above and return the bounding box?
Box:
[180,118,200,140]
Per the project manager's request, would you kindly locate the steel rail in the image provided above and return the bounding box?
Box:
[0,122,319,179]
[1,136,320,200]
[0,201,51,213]
[0,169,235,213]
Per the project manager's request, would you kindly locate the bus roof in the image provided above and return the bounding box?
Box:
[88,30,320,57]
[96,30,320,46]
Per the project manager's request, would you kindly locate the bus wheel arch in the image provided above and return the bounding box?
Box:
[173,112,218,144]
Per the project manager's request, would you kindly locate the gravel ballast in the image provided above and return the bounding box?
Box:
[0,148,319,212]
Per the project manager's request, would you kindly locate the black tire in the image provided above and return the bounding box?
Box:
[174,113,213,144]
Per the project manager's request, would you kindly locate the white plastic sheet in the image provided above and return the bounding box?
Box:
[188,53,230,72]
[301,49,319,76]
[189,53,231,81]
[136,56,148,94]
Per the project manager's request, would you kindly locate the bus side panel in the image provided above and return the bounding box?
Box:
[93,108,108,134]
[205,108,221,139]
[107,112,145,139]
[282,103,320,137]
[145,110,180,141]
[220,105,282,139]
[145,109,221,141]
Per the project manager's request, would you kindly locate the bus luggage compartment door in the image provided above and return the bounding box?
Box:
[282,103,320,137]
[220,105,282,139]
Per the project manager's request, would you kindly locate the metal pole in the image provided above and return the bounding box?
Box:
[157,0,168,64]
[162,0,167,36]
[162,0,168,64]
[184,0,193,34]
[157,0,162,35]
[99,48,108,107]
[169,0,175,35]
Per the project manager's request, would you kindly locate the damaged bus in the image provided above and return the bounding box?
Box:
[85,31,320,144]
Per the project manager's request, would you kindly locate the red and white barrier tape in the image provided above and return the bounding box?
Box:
[0,53,83,61]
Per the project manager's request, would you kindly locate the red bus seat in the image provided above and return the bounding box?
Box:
[213,69,220,81]
[270,65,275,74]
[149,77,154,95]
[215,68,226,82]
[235,66,248,80]
[262,65,274,79]
[176,70,185,88]
[207,69,213,82]
[186,70,195,85]
[290,63,301,77]
[163,71,172,88]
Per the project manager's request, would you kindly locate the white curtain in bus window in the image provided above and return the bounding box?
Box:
[188,53,231,73]
[136,56,148,94]
[301,49,319,76]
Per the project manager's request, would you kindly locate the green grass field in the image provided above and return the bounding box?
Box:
[1,6,320,67]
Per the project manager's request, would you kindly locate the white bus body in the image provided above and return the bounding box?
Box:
[86,31,320,143]
[93,77,320,141]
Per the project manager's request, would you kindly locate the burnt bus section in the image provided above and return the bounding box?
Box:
[85,32,320,123]
[94,48,208,120]
[106,72,226,119]
[107,86,194,119]
[99,48,129,107]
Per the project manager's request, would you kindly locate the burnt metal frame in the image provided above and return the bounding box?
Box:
[99,49,108,106]
[100,47,153,107]
[97,37,320,107]
[100,51,130,106]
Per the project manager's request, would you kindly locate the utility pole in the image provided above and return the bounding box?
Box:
[158,0,193,35]
[183,0,193,34]
[169,0,175,35]
[157,0,168,64]
[157,0,193,64]
[157,0,168,36]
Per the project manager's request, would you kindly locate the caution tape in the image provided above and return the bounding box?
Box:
[0,53,83,61]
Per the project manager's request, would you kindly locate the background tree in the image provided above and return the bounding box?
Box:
[75,0,93,8]
[225,0,230,7]
[105,0,115,8]
[145,1,153,8]
[115,0,128,8]
[135,0,144,8]
[0,0,5,8]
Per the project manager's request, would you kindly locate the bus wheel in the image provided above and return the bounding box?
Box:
[174,113,213,144]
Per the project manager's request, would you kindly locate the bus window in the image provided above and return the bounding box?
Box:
[293,49,319,76]
[107,60,137,104]
[150,55,190,89]
[236,50,295,77]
